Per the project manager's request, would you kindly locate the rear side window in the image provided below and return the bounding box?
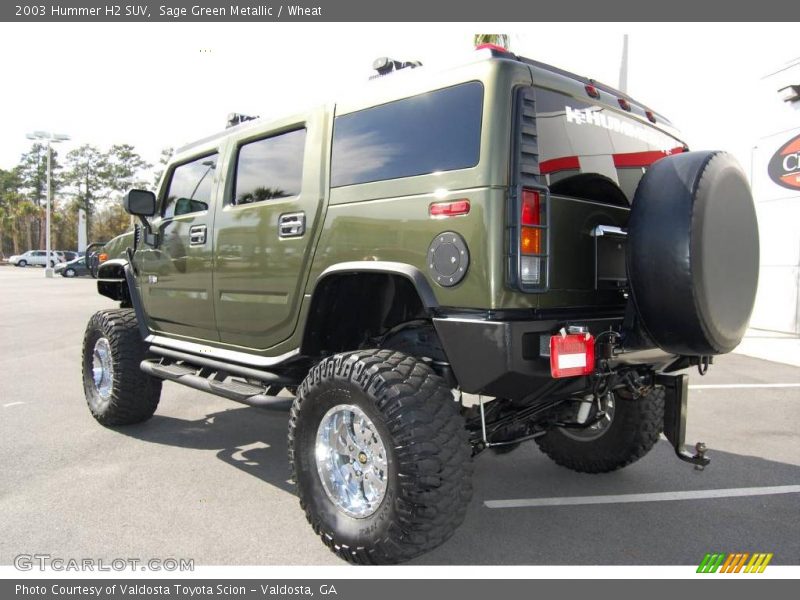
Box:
[331,81,483,187]
[233,128,307,205]
[162,154,218,218]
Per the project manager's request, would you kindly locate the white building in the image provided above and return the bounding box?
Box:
[749,60,800,335]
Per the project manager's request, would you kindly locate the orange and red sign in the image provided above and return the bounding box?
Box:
[768,133,800,191]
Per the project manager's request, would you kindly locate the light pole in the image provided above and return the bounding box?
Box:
[25,131,70,277]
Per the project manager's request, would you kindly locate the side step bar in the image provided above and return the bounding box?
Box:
[140,358,295,411]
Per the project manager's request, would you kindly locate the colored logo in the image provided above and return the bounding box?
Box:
[697,552,773,573]
[768,133,800,190]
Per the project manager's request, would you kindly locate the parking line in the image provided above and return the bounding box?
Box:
[3,402,25,408]
[484,485,800,509]
[689,383,800,389]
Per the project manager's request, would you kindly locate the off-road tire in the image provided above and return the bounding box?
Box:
[82,308,161,426]
[535,387,665,473]
[288,349,473,565]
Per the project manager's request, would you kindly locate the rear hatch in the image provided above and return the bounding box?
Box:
[508,62,687,307]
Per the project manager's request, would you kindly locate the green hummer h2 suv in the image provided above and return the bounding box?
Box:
[83,46,760,564]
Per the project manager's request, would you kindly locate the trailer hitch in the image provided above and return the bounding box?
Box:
[656,373,710,470]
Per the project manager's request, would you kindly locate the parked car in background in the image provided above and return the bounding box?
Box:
[7,250,61,267]
[58,251,79,262]
[55,256,91,278]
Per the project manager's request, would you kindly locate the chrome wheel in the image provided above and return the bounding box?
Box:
[90,337,115,409]
[561,394,615,441]
[315,404,389,518]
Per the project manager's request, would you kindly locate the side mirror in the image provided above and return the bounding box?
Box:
[123,189,157,217]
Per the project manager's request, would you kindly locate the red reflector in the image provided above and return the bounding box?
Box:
[550,333,595,378]
[585,84,600,99]
[645,110,656,123]
[618,98,632,111]
[521,189,540,226]
[429,199,470,218]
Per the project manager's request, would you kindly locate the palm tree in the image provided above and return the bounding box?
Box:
[14,200,41,251]
[0,206,10,258]
[473,34,511,50]
[236,187,288,205]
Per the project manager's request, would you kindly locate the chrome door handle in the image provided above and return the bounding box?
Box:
[279,212,306,238]
[189,225,207,246]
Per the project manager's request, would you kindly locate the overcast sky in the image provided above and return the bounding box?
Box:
[1,22,797,184]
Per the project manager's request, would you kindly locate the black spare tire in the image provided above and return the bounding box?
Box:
[627,151,759,356]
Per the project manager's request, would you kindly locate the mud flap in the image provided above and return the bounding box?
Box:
[656,373,711,469]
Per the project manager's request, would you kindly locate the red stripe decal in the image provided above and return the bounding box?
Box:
[540,156,580,174]
[613,147,684,168]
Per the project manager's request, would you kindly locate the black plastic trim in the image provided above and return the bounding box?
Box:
[124,263,151,341]
[507,85,550,293]
[433,315,624,397]
[316,261,439,309]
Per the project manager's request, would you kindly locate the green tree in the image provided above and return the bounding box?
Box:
[16,143,62,249]
[63,144,109,240]
[93,203,132,243]
[0,169,25,256]
[473,34,511,49]
[153,147,174,190]
[51,200,79,251]
[12,200,41,253]
[106,144,152,196]
[0,205,12,258]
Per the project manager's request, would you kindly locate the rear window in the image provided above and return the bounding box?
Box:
[331,81,483,187]
[534,87,685,203]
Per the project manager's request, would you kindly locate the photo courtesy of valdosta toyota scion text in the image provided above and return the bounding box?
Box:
[0,3,798,590]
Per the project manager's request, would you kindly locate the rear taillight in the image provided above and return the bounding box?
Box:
[518,188,546,288]
[550,332,595,378]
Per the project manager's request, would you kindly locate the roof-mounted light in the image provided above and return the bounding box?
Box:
[585,84,600,99]
[371,57,423,79]
[778,84,800,104]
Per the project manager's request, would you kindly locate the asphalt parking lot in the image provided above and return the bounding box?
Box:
[1,266,798,566]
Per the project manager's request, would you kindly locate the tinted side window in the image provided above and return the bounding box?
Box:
[331,81,483,187]
[233,129,306,205]
[162,154,218,218]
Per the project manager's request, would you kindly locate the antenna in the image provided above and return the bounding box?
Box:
[618,34,629,94]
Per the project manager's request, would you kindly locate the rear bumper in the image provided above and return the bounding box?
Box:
[432,312,675,398]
